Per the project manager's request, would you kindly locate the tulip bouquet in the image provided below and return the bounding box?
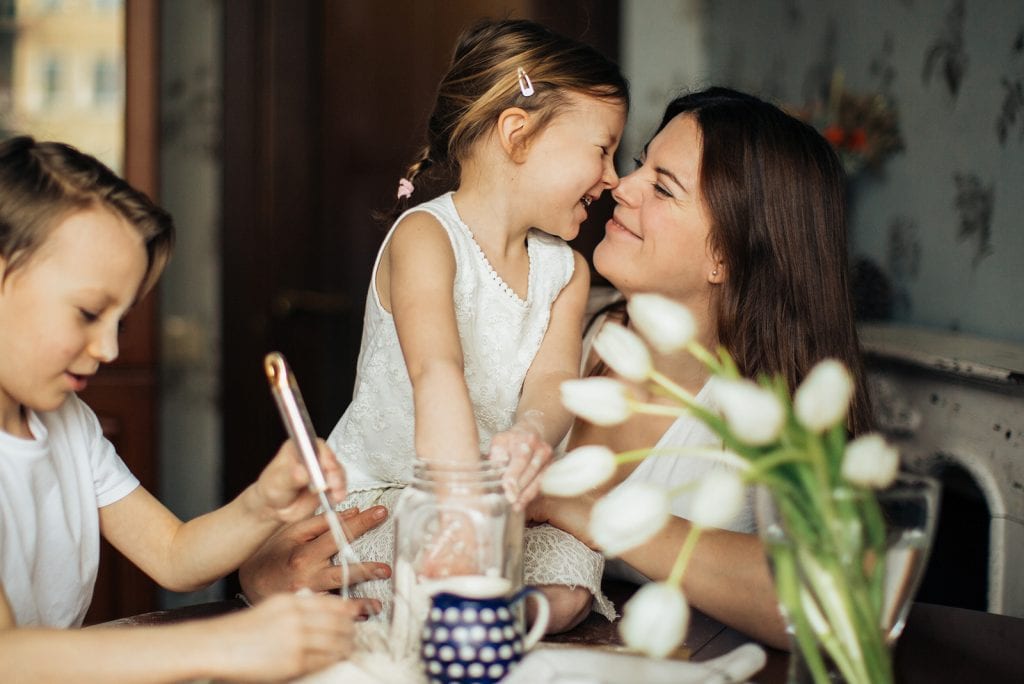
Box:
[542,294,905,684]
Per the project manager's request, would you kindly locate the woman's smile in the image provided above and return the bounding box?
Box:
[605,212,641,241]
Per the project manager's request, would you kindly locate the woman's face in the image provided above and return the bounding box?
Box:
[593,114,721,308]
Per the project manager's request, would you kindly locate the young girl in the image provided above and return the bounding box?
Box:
[325,18,628,632]
[0,137,368,682]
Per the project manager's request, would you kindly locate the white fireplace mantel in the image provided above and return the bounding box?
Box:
[859,322,1024,618]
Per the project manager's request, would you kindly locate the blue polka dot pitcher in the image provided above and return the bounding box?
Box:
[421,575,550,684]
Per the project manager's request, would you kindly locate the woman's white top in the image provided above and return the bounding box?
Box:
[0,394,139,626]
[327,191,575,491]
[581,303,756,532]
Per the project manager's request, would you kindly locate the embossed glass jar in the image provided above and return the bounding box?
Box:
[390,459,524,659]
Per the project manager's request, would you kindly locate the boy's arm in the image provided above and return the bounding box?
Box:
[99,440,343,592]
[491,250,590,506]
[386,211,481,462]
[0,580,362,683]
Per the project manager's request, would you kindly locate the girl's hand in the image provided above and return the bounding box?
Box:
[214,591,361,681]
[253,439,347,523]
[419,507,486,579]
[489,420,553,510]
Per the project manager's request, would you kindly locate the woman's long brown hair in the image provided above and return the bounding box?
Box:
[595,88,873,436]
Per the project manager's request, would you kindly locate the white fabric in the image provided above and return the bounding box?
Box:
[328,191,575,491]
[0,394,139,627]
[504,642,767,684]
[622,379,756,534]
[580,304,755,535]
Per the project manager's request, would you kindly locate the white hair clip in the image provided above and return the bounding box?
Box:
[517,67,534,97]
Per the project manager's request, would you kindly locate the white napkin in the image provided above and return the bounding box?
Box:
[501,643,767,684]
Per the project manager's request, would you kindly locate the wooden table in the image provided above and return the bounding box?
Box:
[103,582,1024,683]
[545,580,1024,683]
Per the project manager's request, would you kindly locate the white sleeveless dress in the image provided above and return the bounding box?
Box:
[327,192,615,620]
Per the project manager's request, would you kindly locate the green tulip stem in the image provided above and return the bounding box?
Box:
[683,340,723,375]
[627,400,689,418]
[614,446,753,473]
[648,369,699,407]
[667,524,703,587]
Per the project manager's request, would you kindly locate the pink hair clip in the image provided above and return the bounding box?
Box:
[396,178,414,200]
[517,67,534,97]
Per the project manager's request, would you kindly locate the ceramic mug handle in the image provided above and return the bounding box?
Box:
[512,586,550,650]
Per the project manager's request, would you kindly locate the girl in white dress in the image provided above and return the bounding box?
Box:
[326,18,628,632]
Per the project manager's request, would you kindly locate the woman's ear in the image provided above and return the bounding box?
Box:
[497,107,531,163]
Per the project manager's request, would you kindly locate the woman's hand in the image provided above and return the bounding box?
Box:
[239,506,390,605]
[212,591,361,681]
[489,418,553,510]
[251,439,347,523]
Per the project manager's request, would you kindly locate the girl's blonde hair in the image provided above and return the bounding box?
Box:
[0,136,174,297]
[395,18,628,213]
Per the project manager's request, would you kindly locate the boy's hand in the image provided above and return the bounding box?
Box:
[253,439,347,523]
[214,591,363,680]
[489,419,552,510]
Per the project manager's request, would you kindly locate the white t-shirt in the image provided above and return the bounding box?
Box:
[0,394,139,627]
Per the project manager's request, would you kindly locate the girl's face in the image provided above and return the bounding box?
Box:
[0,207,147,433]
[593,114,720,308]
[517,92,626,241]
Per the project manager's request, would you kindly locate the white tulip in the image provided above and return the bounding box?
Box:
[593,323,653,382]
[841,433,899,489]
[794,359,855,433]
[627,294,698,354]
[589,482,671,557]
[540,445,617,497]
[689,469,746,529]
[619,582,690,658]
[560,377,633,426]
[712,379,785,446]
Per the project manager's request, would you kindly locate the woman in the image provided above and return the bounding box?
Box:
[528,86,872,650]
[241,87,871,650]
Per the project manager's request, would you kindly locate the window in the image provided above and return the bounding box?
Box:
[42,56,61,106]
[0,2,124,170]
[92,56,119,106]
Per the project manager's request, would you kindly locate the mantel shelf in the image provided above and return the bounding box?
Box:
[859,322,1024,386]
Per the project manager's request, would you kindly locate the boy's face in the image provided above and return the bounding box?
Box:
[0,207,147,434]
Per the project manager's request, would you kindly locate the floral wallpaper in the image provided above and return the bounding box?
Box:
[683,0,1024,343]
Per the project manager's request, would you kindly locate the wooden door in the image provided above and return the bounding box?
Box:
[82,0,161,624]
[221,3,620,583]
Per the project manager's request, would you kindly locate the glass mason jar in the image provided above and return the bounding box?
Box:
[390,459,524,660]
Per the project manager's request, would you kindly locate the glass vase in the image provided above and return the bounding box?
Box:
[756,473,940,684]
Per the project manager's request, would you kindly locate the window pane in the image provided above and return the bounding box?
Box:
[0,0,124,172]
